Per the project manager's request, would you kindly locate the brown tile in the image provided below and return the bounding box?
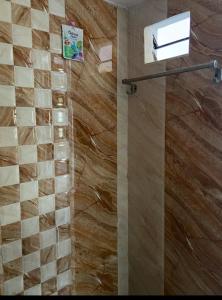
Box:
[1,222,21,244]
[0,21,12,43]
[22,233,40,255]
[55,192,70,210]
[51,54,66,72]
[41,277,56,295]
[49,14,66,35]
[19,163,37,182]
[54,126,68,142]
[24,268,41,290]
[39,178,55,196]
[57,255,71,274]
[0,107,16,126]
[21,199,38,220]
[36,108,52,125]
[57,224,71,241]
[16,87,34,107]
[55,160,69,176]
[52,91,67,108]
[40,245,56,265]
[32,29,50,50]
[58,224,70,241]
[18,127,36,145]
[37,144,53,161]
[0,65,14,85]
[0,147,17,167]
[0,184,20,207]
[58,285,71,295]
[31,0,48,11]
[3,258,22,281]
[39,212,55,232]
[34,70,51,89]
[13,46,32,68]
[12,3,31,27]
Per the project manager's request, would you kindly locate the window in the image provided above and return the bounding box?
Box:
[144,11,191,64]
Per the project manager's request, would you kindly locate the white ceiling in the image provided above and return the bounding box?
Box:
[105,0,143,8]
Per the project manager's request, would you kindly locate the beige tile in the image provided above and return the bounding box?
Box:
[0,165,19,187]
[0,202,20,225]
[54,142,70,160]
[0,0,12,23]
[0,127,18,147]
[36,126,53,144]
[48,0,65,17]
[32,49,51,71]
[31,9,49,32]
[52,108,68,126]
[20,181,38,202]
[51,71,67,91]
[55,175,71,193]
[50,33,62,54]
[14,66,34,88]
[12,0,31,7]
[0,85,15,107]
[57,270,72,291]
[12,24,32,48]
[2,240,22,264]
[18,145,37,164]
[40,228,56,249]
[41,261,56,282]
[0,43,13,65]
[23,251,40,273]
[21,216,39,238]
[55,207,70,227]
[38,195,55,215]
[24,284,41,295]
[4,275,23,295]
[57,239,71,259]
[16,107,36,126]
[38,160,55,179]
[34,88,52,108]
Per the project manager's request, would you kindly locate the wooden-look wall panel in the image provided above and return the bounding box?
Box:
[165,0,222,295]
[66,0,118,295]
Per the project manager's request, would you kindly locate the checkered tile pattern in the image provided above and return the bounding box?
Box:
[0,0,72,295]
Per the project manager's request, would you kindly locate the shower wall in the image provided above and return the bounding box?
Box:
[0,0,118,296]
[66,0,118,295]
[128,0,167,295]
[165,0,222,295]
[0,0,72,295]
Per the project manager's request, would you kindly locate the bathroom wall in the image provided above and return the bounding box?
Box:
[0,0,72,295]
[127,0,167,295]
[165,0,222,295]
[66,0,118,295]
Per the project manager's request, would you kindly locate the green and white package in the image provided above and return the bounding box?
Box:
[62,25,84,62]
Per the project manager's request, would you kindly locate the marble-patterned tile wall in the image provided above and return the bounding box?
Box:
[65,0,118,295]
[128,0,166,295]
[0,0,72,295]
[165,0,222,295]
